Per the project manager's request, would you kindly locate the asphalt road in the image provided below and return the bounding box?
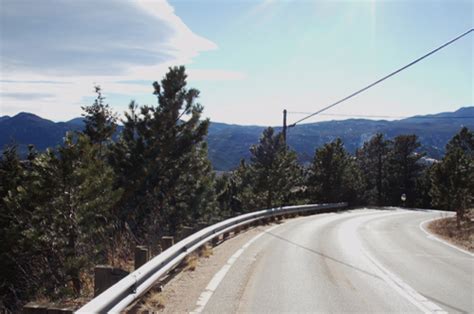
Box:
[194,208,473,313]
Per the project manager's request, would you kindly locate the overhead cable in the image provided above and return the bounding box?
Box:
[289,29,474,127]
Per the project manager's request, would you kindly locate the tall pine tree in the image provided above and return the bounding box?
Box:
[430,127,474,226]
[109,66,216,242]
[386,135,424,206]
[308,138,362,204]
[356,133,391,205]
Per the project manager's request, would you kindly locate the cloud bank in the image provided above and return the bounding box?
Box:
[0,0,241,120]
[1,0,216,76]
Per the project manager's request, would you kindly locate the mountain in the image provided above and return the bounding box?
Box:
[207,107,474,169]
[66,117,86,126]
[0,112,84,153]
[1,107,473,170]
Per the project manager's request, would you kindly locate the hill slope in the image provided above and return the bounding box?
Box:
[1,107,473,170]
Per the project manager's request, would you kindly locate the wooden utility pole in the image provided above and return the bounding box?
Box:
[282,109,287,142]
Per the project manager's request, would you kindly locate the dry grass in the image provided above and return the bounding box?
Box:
[182,254,199,272]
[198,243,213,258]
[137,290,166,313]
[79,269,95,298]
[427,209,473,252]
[107,232,135,272]
[180,243,213,272]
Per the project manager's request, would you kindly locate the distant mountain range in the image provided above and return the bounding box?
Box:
[1,107,473,170]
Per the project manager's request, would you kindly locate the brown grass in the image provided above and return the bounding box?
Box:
[183,254,199,272]
[107,232,135,272]
[427,209,473,252]
[198,243,213,258]
[137,290,166,313]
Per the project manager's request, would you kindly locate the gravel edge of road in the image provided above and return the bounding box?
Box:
[426,211,473,253]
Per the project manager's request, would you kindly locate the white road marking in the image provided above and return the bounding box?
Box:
[362,248,447,314]
[190,224,281,314]
[346,211,448,314]
[419,217,474,257]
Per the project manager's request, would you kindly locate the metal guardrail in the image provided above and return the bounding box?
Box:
[77,202,347,313]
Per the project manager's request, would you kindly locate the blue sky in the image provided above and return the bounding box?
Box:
[1,0,472,126]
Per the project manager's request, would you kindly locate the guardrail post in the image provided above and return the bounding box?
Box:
[179,226,194,240]
[223,231,230,240]
[134,245,149,270]
[157,244,163,254]
[45,305,75,314]
[94,266,129,297]
[23,302,48,314]
[23,302,74,314]
[212,235,220,246]
[161,236,174,250]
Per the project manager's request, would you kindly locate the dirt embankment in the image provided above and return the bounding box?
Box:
[427,209,473,252]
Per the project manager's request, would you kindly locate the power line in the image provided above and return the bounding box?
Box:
[289,28,474,127]
[287,111,474,120]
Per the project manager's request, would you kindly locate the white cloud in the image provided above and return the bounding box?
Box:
[1,0,216,77]
[0,0,243,120]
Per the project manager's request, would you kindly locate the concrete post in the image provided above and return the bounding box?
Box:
[134,245,149,270]
[212,235,220,246]
[161,236,174,251]
[94,266,129,297]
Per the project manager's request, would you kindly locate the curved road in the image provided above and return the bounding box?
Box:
[193,209,473,313]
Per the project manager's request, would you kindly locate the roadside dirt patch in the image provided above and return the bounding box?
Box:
[427,209,473,252]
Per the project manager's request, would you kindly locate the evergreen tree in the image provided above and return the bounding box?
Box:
[246,127,301,209]
[220,128,301,213]
[386,135,425,206]
[308,138,362,204]
[0,145,32,309]
[356,133,391,205]
[216,159,257,215]
[3,134,121,300]
[81,86,118,147]
[414,164,434,209]
[430,127,474,226]
[109,66,216,241]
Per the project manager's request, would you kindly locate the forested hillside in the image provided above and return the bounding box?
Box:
[2,107,473,170]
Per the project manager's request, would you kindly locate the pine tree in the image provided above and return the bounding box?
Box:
[308,138,362,204]
[220,128,301,213]
[356,133,391,205]
[3,133,121,299]
[430,127,474,226]
[245,127,301,209]
[81,86,118,147]
[217,159,256,214]
[386,135,425,206]
[0,145,33,309]
[109,66,216,241]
